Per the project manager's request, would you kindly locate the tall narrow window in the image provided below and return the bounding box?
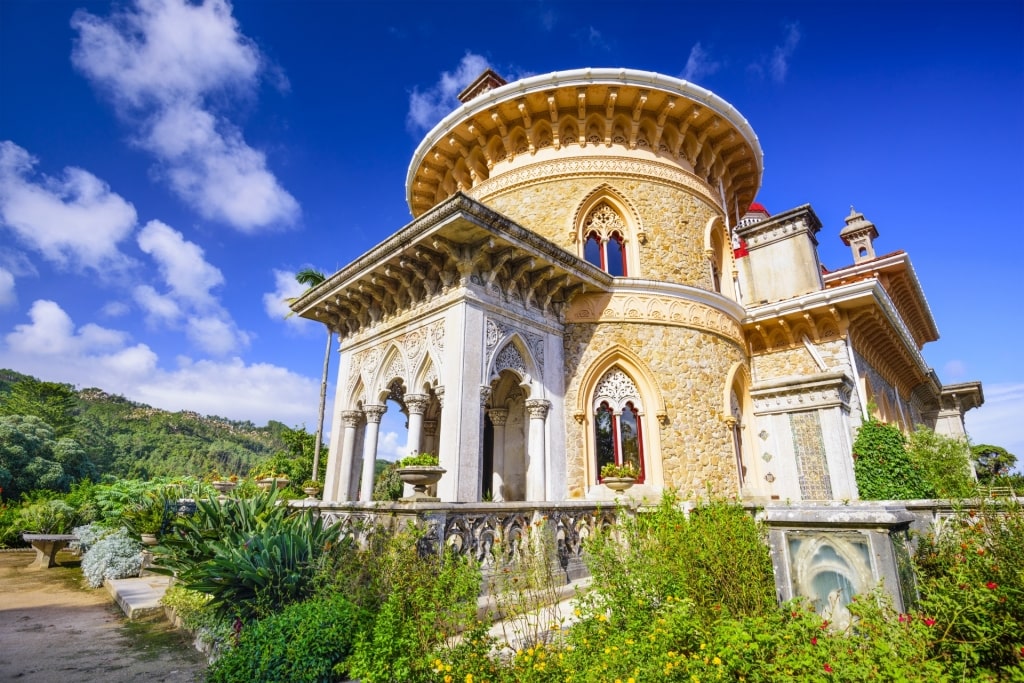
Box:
[582,202,630,276]
[592,367,646,483]
[584,231,603,269]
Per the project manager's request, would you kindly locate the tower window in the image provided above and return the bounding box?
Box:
[592,367,646,483]
[582,202,630,276]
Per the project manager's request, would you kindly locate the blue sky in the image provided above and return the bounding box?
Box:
[0,0,1021,462]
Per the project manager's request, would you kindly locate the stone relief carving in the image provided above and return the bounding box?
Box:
[494,342,528,379]
[593,367,643,412]
[485,317,545,376]
[567,293,744,345]
[584,203,626,237]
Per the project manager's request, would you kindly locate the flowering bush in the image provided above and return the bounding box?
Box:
[79,526,142,587]
[599,462,639,479]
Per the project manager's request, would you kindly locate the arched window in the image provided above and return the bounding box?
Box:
[592,367,646,482]
[582,203,629,277]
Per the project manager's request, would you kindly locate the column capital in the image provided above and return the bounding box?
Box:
[525,398,551,420]
[363,404,387,423]
[480,385,492,407]
[488,408,509,426]
[341,410,363,428]
[404,393,431,415]
[423,419,438,437]
[434,385,445,408]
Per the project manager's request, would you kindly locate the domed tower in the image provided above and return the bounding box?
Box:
[404,68,766,500]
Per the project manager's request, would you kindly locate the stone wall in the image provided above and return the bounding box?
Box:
[750,339,850,383]
[475,164,722,289]
[562,320,744,498]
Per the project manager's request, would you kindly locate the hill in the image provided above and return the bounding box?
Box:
[0,369,298,494]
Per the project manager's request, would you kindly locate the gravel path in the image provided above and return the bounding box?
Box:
[0,550,207,682]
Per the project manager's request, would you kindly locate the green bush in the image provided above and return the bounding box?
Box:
[915,500,1024,675]
[17,498,78,533]
[853,418,931,499]
[372,462,403,501]
[206,593,367,683]
[907,426,976,498]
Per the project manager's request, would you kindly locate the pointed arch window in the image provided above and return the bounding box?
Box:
[582,203,629,276]
[592,367,646,483]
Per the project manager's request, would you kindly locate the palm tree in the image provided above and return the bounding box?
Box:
[294,267,330,483]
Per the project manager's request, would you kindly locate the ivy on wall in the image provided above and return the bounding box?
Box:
[852,418,931,500]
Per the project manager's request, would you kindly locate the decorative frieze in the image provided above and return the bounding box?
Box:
[751,373,854,416]
[567,291,744,345]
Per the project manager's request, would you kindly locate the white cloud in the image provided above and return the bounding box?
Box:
[770,22,801,83]
[71,0,299,231]
[965,383,1024,458]
[0,299,317,426]
[408,52,492,132]
[263,268,310,327]
[101,300,131,318]
[137,220,223,307]
[186,314,249,355]
[681,42,721,83]
[0,267,15,309]
[0,141,137,273]
[133,284,182,324]
[376,430,409,462]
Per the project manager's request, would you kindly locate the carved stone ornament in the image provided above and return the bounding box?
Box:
[363,404,387,423]
[404,393,430,415]
[341,410,363,428]
[593,367,643,413]
[487,408,509,426]
[525,398,551,419]
[584,203,626,239]
[494,342,528,379]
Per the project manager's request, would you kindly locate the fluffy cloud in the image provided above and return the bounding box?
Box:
[682,43,721,83]
[0,299,318,426]
[770,22,801,83]
[408,52,493,132]
[133,220,249,355]
[0,267,15,309]
[263,268,311,327]
[71,0,299,231]
[0,141,137,273]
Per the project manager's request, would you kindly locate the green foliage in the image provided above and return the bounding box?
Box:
[583,494,777,625]
[0,377,78,436]
[906,426,976,498]
[154,491,343,622]
[599,462,639,479]
[971,444,1017,483]
[16,498,78,533]
[0,414,80,499]
[852,418,931,499]
[372,461,403,501]
[398,452,439,467]
[207,593,368,683]
[343,526,483,683]
[915,500,1024,674]
[121,490,171,535]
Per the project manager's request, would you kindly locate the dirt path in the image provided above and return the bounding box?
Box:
[0,550,207,682]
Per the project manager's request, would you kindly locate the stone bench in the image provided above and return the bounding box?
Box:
[22,533,79,569]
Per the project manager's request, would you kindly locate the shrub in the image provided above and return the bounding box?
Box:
[398,452,439,467]
[372,462,403,501]
[80,526,142,587]
[907,426,977,498]
[853,418,931,499]
[206,593,368,683]
[161,584,233,655]
[345,526,483,683]
[17,498,77,533]
[915,500,1024,674]
[600,462,639,479]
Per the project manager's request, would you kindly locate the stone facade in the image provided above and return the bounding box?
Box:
[292,67,981,507]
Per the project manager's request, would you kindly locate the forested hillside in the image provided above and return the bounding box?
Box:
[0,369,307,499]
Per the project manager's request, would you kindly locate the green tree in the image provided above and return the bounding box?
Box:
[971,443,1017,483]
[0,378,78,436]
[0,415,82,499]
[906,425,976,498]
[292,267,331,483]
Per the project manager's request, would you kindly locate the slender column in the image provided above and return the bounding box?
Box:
[359,404,387,501]
[336,410,363,501]
[404,394,430,457]
[488,408,509,502]
[524,399,551,501]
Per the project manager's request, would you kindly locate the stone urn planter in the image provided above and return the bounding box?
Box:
[397,466,446,502]
[211,480,237,494]
[257,477,290,491]
[303,486,321,500]
[141,533,159,546]
[603,477,637,493]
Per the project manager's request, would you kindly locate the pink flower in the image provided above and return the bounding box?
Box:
[898,614,909,623]
[811,637,818,646]
[824,663,834,674]
[923,618,936,627]
[820,620,830,630]
[986,581,998,590]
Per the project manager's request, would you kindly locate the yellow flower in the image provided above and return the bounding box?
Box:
[713,656,722,666]
[465,675,474,683]
[700,643,706,650]
[628,678,636,683]
[444,677,452,683]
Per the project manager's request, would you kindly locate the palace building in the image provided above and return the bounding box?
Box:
[290,68,982,505]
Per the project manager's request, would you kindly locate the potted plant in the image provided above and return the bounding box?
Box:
[396,452,445,502]
[301,479,321,499]
[123,495,166,545]
[211,473,238,495]
[601,462,639,492]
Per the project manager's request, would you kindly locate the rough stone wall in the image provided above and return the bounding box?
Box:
[477,171,721,289]
[751,339,850,383]
[563,321,744,498]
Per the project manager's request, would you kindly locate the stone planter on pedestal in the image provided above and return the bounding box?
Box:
[603,477,636,493]
[397,466,446,502]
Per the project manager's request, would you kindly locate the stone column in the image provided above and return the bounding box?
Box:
[488,408,509,502]
[404,394,430,457]
[336,410,364,501]
[359,404,387,501]
[525,399,551,502]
